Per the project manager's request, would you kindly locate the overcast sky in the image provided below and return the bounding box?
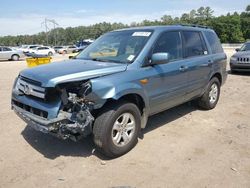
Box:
[0,0,249,36]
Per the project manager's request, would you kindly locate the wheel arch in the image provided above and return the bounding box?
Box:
[210,72,222,85]
[98,92,149,129]
[12,54,20,58]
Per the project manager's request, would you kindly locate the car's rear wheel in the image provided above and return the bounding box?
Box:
[48,52,53,56]
[93,100,141,158]
[11,54,20,61]
[197,77,220,110]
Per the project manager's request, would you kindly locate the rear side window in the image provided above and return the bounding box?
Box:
[2,47,12,51]
[153,31,182,61]
[182,31,207,58]
[204,31,224,54]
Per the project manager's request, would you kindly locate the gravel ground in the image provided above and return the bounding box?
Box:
[0,50,250,188]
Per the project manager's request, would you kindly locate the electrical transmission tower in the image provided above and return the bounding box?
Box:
[41,18,59,46]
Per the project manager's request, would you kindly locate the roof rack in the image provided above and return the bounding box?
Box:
[175,24,211,29]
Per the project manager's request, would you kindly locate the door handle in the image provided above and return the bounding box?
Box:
[208,60,213,66]
[201,60,213,67]
[179,65,188,72]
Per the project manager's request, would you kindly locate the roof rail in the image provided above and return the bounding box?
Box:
[175,24,211,29]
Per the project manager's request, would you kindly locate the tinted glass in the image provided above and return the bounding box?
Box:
[183,31,207,57]
[30,46,38,49]
[204,31,223,54]
[153,31,182,61]
[2,47,12,51]
[240,43,250,51]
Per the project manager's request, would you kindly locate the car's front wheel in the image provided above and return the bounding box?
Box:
[48,52,53,56]
[93,101,141,158]
[197,77,221,110]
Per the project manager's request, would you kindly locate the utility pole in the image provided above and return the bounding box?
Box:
[41,18,59,46]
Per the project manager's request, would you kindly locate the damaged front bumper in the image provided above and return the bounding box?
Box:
[12,104,94,141]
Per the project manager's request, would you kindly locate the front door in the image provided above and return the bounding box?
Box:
[142,31,189,115]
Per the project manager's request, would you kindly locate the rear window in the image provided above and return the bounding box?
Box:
[204,31,223,54]
[182,31,207,58]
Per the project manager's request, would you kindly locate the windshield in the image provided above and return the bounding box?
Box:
[76,30,152,64]
[240,43,250,51]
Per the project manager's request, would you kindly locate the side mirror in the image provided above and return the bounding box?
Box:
[150,53,170,65]
[235,48,240,52]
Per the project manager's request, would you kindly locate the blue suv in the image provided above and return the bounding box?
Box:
[12,25,227,158]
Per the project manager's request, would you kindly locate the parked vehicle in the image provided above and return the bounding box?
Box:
[72,43,92,53]
[58,45,77,54]
[230,42,250,72]
[11,25,227,158]
[53,46,64,53]
[76,39,95,47]
[0,46,25,61]
[29,46,55,56]
[21,45,43,54]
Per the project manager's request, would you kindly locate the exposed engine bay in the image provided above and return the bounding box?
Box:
[50,81,95,140]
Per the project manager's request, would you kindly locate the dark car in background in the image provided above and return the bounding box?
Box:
[230,42,250,72]
[72,41,92,53]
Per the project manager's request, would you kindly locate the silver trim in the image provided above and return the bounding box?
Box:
[17,78,45,99]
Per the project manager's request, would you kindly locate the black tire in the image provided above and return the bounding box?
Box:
[63,50,67,54]
[197,77,221,110]
[93,100,141,158]
[11,54,19,61]
[48,52,53,56]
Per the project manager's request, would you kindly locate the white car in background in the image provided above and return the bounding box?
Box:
[58,45,77,54]
[21,45,43,53]
[0,46,25,61]
[30,46,55,56]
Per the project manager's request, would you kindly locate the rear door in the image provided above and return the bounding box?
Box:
[37,47,47,55]
[181,30,212,99]
[1,47,13,59]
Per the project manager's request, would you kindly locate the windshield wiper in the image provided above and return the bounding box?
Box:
[90,58,123,64]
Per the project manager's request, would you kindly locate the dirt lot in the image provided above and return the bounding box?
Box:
[0,50,250,188]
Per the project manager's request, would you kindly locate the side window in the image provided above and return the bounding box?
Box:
[204,31,224,54]
[0,48,2,52]
[153,31,182,61]
[2,47,12,51]
[182,31,207,58]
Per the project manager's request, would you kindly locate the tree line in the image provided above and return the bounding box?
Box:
[0,5,249,46]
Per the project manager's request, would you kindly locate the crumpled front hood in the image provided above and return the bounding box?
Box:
[20,59,127,87]
[233,51,250,58]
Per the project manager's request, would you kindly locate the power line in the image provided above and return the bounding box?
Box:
[41,18,60,45]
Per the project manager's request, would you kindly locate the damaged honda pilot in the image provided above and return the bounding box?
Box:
[12,25,227,158]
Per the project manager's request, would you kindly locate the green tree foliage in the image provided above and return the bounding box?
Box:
[0,5,249,46]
